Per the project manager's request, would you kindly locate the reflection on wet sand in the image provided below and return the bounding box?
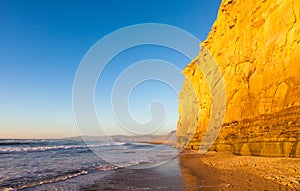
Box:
[80,157,185,191]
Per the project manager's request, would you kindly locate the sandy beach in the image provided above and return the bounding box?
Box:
[79,150,300,191]
[179,151,300,190]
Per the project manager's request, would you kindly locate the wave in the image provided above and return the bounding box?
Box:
[0,164,121,190]
[0,141,127,154]
[0,145,86,154]
[123,142,155,149]
[0,140,51,146]
[0,159,150,190]
[0,140,160,190]
[0,142,35,146]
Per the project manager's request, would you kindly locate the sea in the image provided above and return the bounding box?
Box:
[0,139,178,191]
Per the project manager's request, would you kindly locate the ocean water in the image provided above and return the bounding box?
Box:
[0,139,178,190]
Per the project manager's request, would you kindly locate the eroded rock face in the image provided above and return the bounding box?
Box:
[177,0,300,157]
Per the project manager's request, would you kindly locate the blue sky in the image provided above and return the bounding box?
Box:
[0,0,221,139]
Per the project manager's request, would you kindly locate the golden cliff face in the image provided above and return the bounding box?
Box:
[177,0,300,157]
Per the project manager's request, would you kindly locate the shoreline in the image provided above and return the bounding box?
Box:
[20,150,300,190]
[139,140,176,147]
[80,157,184,191]
[79,150,299,190]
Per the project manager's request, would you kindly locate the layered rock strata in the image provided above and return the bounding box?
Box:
[177,0,300,157]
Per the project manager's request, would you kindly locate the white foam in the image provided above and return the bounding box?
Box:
[0,142,127,153]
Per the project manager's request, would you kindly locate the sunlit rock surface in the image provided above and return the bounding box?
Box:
[177,0,300,157]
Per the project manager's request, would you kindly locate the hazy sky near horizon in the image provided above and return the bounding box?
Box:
[0,0,221,139]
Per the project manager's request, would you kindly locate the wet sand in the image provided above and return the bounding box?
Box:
[80,158,184,191]
[81,151,300,191]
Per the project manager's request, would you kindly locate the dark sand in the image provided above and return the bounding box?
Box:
[80,158,184,191]
[81,151,300,191]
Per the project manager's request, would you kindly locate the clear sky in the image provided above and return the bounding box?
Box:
[0,0,221,139]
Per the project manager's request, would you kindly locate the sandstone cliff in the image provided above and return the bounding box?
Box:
[177,0,300,157]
